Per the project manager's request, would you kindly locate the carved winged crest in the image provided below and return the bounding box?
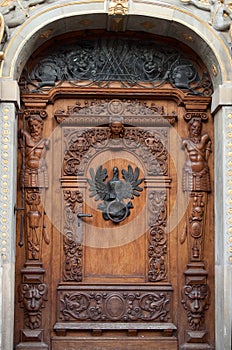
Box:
[87,165,144,222]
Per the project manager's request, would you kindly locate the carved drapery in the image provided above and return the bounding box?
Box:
[180,0,232,44]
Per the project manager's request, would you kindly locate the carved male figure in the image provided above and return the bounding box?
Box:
[182,118,211,192]
[20,114,50,259]
[20,115,49,188]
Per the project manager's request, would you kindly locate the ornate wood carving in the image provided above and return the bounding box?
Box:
[181,115,212,348]
[182,117,211,192]
[19,112,50,260]
[182,284,210,331]
[18,283,48,329]
[148,190,167,282]
[55,99,176,126]
[17,110,50,348]
[59,290,171,322]
[63,190,83,282]
[63,126,168,177]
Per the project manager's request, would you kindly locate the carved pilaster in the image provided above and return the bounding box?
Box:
[19,110,50,260]
[63,190,83,282]
[16,262,48,349]
[17,110,50,349]
[148,190,168,282]
[181,115,212,349]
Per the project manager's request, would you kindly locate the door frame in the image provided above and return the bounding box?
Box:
[0,3,231,350]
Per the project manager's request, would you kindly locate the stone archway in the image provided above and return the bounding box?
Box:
[0,2,231,350]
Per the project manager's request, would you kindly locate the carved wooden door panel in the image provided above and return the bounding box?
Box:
[50,99,178,350]
[15,95,214,350]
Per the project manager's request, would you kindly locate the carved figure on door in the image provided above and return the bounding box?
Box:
[20,115,49,188]
[182,118,211,192]
[19,114,50,259]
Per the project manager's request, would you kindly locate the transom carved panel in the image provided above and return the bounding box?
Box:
[22,36,212,96]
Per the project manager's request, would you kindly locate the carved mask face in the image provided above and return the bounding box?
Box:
[23,287,43,311]
[184,285,208,319]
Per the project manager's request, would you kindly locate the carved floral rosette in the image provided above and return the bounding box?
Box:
[63,189,83,282]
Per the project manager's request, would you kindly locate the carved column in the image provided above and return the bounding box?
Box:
[180,113,212,349]
[16,110,49,350]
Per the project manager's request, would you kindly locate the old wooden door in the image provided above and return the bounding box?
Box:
[14,33,215,350]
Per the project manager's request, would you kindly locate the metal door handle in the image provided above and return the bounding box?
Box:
[77,213,93,218]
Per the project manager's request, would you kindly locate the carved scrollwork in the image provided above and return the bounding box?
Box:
[63,190,83,282]
[182,284,210,331]
[18,283,48,329]
[63,128,109,176]
[148,190,167,281]
[59,291,171,322]
[63,126,168,177]
[124,129,168,175]
[24,38,212,95]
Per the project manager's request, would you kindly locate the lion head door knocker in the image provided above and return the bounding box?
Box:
[88,165,144,223]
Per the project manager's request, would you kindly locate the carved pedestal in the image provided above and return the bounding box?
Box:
[16,262,48,350]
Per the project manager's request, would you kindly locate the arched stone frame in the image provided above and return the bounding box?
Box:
[0,1,231,349]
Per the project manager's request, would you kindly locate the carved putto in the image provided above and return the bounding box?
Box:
[181,0,232,43]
